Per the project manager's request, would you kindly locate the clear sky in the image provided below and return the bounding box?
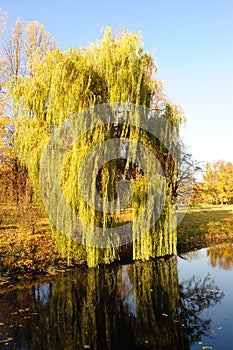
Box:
[1,0,233,164]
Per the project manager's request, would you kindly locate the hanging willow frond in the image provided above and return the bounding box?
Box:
[10,27,183,266]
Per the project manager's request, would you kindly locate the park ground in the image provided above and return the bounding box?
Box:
[1,204,233,286]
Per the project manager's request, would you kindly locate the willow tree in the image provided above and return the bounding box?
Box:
[11,27,183,266]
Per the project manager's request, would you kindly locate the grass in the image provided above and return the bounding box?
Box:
[0,204,67,284]
[177,204,233,253]
[1,203,233,285]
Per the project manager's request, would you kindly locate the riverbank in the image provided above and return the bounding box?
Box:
[177,204,233,252]
[0,204,70,286]
[1,204,233,285]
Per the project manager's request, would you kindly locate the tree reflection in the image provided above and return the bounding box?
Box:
[0,259,224,349]
[178,274,224,343]
[133,259,189,349]
[207,242,233,270]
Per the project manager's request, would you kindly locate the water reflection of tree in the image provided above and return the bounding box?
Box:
[133,259,189,349]
[207,242,233,270]
[0,259,224,349]
[178,274,224,343]
[180,250,200,261]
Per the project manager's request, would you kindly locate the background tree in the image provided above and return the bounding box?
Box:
[1,17,56,82]
[0,9,15,203]
[172,141,203,205]
[0,15,56,205]
[1,18,25,80]
[192,160,233,205]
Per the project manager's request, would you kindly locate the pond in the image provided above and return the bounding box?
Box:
[1,241,233,350]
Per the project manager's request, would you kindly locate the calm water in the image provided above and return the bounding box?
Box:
[1,242,233,349]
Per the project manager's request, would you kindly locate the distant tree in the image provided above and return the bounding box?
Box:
[0,100,30,204]
[191,181,207,205]
[1,17,56,83]
[172,142,203,205]
[0,15,56,204]
[192,161,233,205]
[1,18,25,80]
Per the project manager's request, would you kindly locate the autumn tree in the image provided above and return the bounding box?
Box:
[192,161,233,205]
[0,9,13,202]
[0,15,56,204]
[203,161,233,204]
[9,27,184,266]
[1,18,25,81]
[0,101,30,204]
[1,17,56,82]
[172,142,203,204]
[191,181,207,205]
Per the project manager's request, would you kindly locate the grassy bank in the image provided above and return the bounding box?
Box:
[0,204,69,285]
[177,205,233,253]
[1,204,233,284]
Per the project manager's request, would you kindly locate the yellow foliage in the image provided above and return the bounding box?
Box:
[9,27,183,266]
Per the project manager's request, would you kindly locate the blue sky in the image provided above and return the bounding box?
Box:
[1,0,233,164]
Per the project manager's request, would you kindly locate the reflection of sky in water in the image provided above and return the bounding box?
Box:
[34,283,51,305]
[0,243,233,349]
[120,265,136,317]
[178,243,233,350]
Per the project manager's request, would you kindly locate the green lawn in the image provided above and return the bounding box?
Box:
[177,205,233,253]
